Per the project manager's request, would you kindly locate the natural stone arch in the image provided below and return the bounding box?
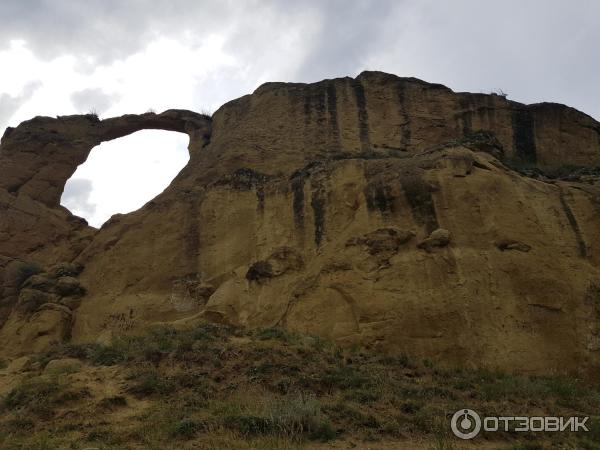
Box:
[62,129,192,227]
[0,109,211,208]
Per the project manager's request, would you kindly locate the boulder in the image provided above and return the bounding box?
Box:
[417,228,451,252]
[16,288,58,314]
[22,274,54,291]
[56,276,85,297]
[52,262,84,278]
[495,239,532,252]
[44,357,82,373]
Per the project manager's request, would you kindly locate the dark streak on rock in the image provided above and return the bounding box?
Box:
[256,185,265,215]
[304,85,329,148]
[458,97,473,135]
[216,168,269,190]
[184,194,201,268]
[559,190,587,257]
[397,81,411,150]
[512,109,537,164]
[311,185,326,247]
[352,79,370,150]
[326,82,340,147]
[303,91,312,128]
[364,182,395,215]
[402,174,439,233]
[291,176,305,231]
[215,168,269,215]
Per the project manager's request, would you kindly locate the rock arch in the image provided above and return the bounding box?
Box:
[0,110,211,208]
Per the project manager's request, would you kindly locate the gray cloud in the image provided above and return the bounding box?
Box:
[0,0,401,75]
[71,88,119,115]
[0,0,598,120]
[362,0,600,120]
[0,1,250,63]
[281,1,402,82]
[61,178,96,219]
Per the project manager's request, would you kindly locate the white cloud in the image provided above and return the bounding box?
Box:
[0,5,323,226]
[71,88,119,116]
[64,130,190,227]
[61,178,96,219]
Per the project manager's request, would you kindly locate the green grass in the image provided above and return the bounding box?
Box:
[215,393,335,442]
[127,368,177,396]
[34,322,233,368]
[254,327,300,343]
[1,374,88,419]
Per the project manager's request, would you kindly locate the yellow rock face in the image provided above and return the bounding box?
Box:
[1,72,599,377]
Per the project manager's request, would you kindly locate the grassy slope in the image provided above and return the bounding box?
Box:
[0,323,598,450]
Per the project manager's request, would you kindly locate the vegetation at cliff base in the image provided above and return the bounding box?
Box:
[0,323,598,449]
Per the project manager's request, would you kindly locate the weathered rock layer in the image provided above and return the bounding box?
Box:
[1,72,599,377]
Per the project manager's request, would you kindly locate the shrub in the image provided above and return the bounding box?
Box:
[378,353,415,368]
[343,389,380,404]
[98,395,127,409]
[268,394,334,440]
[199,108,212,120]
[85,428,121,445]
[219,393,335,442]
[169,417,200,439]
[3,377,62,412]
[2,414,35,433]
[14,261,43,287]
[87,343,129,365]
[255,327,289,341]
[223,414,273,435]
[324,402,380,430]
[86,108,100,121]
[127,369,176,396]
[1,375,86,418]
[316,366,371,391]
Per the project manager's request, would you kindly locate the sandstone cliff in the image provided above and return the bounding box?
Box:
[1,71,599,377]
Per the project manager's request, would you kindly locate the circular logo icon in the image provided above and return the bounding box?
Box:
[451,409,481,439]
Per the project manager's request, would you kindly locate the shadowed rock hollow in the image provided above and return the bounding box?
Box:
[1,71,600,377]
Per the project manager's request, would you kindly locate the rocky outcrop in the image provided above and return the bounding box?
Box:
[0,110,210,335]
[0,261,86,354]
[246,247,304,282]
[1,72,600,378]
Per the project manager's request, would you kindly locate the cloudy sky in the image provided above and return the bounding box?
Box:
[1,0,599,227]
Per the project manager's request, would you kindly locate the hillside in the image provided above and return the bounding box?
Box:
[0,323,598,449]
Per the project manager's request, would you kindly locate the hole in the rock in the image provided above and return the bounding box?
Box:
[61,130,189,228]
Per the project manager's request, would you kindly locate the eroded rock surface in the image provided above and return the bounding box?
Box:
[1,72,600,377]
